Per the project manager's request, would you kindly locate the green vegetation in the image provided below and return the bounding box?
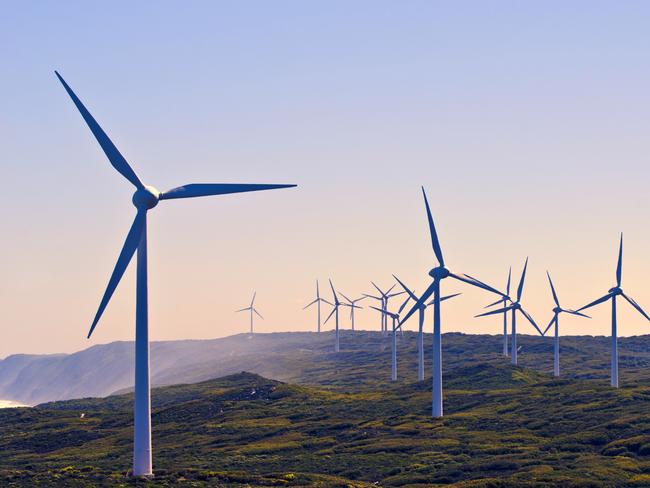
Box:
[2,331,650,486]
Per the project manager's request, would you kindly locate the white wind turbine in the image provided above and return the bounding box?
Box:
[236,292,264,335]
[339,293,365,330]
[303,280,332,332]
[55,71,295,476]
[324,279,343,352]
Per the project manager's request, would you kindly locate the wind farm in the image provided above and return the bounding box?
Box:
[4,2,650,487]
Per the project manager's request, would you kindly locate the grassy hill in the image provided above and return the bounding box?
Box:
[2,332,650,486]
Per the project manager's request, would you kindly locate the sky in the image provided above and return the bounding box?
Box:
[1,1,649,357]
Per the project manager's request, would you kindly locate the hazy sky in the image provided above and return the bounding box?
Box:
[1,1,649,357]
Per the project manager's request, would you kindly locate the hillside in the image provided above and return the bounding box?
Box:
[4,331,650,405]
[3,365,650,486]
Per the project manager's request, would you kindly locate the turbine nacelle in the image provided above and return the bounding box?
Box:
[609,286,623,296]
[429,266,450,280]
[511,302,522,310]
[553,306,562,314]
[132,185,161,210]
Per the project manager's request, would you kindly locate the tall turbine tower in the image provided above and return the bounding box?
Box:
[324,279,343,352]
[303,280,332,332]
[399,187,505,417]
[543,272,589,377]
[55,71,296,476]
[394,275,460,381]
[476,258,543,365]
[370,294,410,381]
[576,234,650,387]
[484,268,512,356]
[339,293,365,330]
[236,292,264,335]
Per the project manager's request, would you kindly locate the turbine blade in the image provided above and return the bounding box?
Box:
[385,283,397,295]
[516,257,529,302]
[400,280,436,325]
[563,309,590,318]
[303,299,318,310]
[542,314,557,336]
[250,292,256,307]
[363,293,382,301]
[440,292,461,302]
[323,306,337,325]
[622,293,650,321]
[236,307,250,313]
[547,271,560,308]
[398,294,411,313]
[55,71,143,189]
[160,183,296,200]
[506,267,512,296]
[475,305,513,318]
[616,233,623,287]
[87,211,145,338]
[316,280,320,299]
[387,291,406,298]
[421,187,444,266]
[450,272,505,297]
[393,275,417,301]
[254,308,264,319]
[484,297,505,309]
[520,307,543,336]
[320,298,334,306]
[329,279,337,302]
[577,293,613,312]
[371,281,384,296]
[339,292,353,304]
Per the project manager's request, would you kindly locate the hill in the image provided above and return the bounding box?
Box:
[4,331,650,405]
[3,364,650,486]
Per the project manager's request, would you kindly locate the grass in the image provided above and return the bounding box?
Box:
[3,330,650,486]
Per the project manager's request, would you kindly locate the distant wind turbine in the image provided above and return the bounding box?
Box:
[339,293,365,330]
[393,275,460,381]
[399,187,505,417]
[576,234,650,387]
[476,258,543,365]
[324,279,343,352]
[303,280,332,332]
[543,271,589,377]
[54,71,295,476]
[236,292,264,335]
[364,282,404,335]
[484,267,512,356]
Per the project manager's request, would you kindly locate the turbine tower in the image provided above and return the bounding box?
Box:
[339,293,365,330]
[543,271,589,377]
[399,187,505,417]
[236,292,264,335]
[369,294,410,381]
[324,279,342,352]
[394,275,460,381]
[476,258,543,365]
[303,280,332,332]
[576,234,650,387]
[484,267,512,356]
[55,71,295,477]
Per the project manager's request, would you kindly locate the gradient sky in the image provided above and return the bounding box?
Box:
[1,1,649,357]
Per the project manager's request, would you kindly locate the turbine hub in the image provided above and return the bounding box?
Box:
[512,302,521,310]
[553,306,562,314]
[429,266,450,280]
[132,185,160,210]
[609,286,623,295]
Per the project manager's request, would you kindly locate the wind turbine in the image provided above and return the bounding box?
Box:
[576,234,650,387]
[542,272,589,377]
[484,268,512,356]
[303,280,332,332]
[476,258,543,365]
[236,292,264,335]
[369,294,411,381]
[364,282,404,335]
[339,293,365,330]
[399,187,505,417]
[324,279,343,352]
[393,275,460,381]
[55,71,295,477]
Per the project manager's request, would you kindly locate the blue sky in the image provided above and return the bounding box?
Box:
[1,1,650,356]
